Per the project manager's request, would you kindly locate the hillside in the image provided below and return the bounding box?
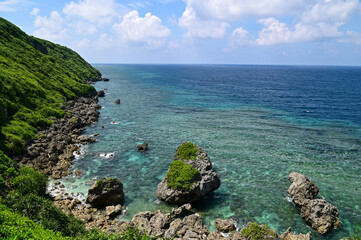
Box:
[0,17,101,156]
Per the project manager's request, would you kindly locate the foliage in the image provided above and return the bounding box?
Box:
[240,223,277,240]
[10,166,47,196]
[4,192,86,237]
[0,202,68,240]
[166,160,199,191]
[0,17,101,155]
[0,150,18,195]
[347,229,361,240]
[96,177,117,189]
[175,142,198,160]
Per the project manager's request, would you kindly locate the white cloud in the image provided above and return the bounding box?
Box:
[339,31,361,44]
[232,0,361,46]
[30,7,39,16]
[112,10,170,48]
[179,5,229,38]
[182,0,312,21]
[33,11,68,42]
[0,0,30,12]
[230,27,250,47]
[63,0,120,24]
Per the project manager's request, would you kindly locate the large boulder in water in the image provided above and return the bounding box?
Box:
[156,142,221,204]
[86,177,124,207]
[287,172,319,206]
[301,199,341,234]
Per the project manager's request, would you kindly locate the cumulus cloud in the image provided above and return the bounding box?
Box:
[112,10,170,48]
[70,21,97,35]
[230,27,250,47]
[179,5,229,38]
[231,0,360,46]
[33,11,68,42]
[30,7,40,16]
[63,0,120,24]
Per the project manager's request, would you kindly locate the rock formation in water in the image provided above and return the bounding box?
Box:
[156,142,221,204]
[287,172,341,234]
[86,177,124,207]
[137,142,149,152]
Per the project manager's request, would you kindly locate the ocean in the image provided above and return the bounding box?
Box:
[63,64,361,239]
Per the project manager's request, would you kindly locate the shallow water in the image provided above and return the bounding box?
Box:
[62,65,361,239]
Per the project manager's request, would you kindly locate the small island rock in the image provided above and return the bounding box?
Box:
[115,99,120,104]
[156,142,221,204]
[97,90,105,97]
[288,172,319,206]
[214,218,236,233]
[301,199,341,235]
[86,177,124,207]
[137,142,149,152]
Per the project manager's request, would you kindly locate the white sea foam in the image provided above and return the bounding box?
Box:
[99,152,115,159]
[285,196,293,202]
[110,121,119,124]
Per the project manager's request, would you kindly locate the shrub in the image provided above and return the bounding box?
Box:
[175,142,198,160]
[166,160,199,191]
[10,166,47,196]
[240,223,277,240]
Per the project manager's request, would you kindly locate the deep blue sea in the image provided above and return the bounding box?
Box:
[63,65,361,239]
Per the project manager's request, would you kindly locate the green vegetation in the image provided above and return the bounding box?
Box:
[166,160,199,191]
[175,142,198,160]
[0,17,101,155]
[96,177,117,189]
[347,229,361,240]
[240,223,277,240]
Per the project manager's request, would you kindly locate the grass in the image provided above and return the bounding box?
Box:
[175,142,198,160]
[166,160,199,191]
[240,223,277,240]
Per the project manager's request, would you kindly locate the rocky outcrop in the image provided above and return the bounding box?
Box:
[17,96,101,178]
[106,204,123,219]
[288,172,319,206]
[97,90,105,97]
[114,99,120,104]
[156,142,221,204]
[214,218,236,233]
[137,142,149,152]
[280,227,311,240]
[86,177,124,207]
[301,199,341,235]
[287,172,341,234]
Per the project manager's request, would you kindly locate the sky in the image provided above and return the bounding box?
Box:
[1,0,361,65]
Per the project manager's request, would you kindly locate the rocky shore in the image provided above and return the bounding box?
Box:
[16,91,103,179]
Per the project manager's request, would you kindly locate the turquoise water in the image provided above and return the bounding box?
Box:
[64,65,361,239]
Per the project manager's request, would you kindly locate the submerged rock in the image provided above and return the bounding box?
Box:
[287,172,319,206]
[86,177,124,207]
[137,142,149,152]
[280,227,311,240]
[301,199,341,235]
[156,142,221,204]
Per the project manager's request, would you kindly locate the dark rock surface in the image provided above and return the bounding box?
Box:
[114,99,120,104]
[301,199,341,235]
[137,142,149,152]
[288,172,319,206]
[17,96,100,178]
[156,142,221,204]
[97,90,105,97]
[86,177,124,207]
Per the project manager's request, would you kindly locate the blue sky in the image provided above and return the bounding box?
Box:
[1,0,361,65]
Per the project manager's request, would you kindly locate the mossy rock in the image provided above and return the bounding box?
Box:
[166,160,199,191]
[175,142,198,160]
[240,222,278,240]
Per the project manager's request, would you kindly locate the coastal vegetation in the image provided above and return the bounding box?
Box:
[175,142,198,160]
[166,160,199,191]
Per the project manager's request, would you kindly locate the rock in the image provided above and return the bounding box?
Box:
[287,172,319,206]
[215,218,236,233]
[97,90,105,97]
[86,177,124,207]
[137,142,149,152]
[301,199,341,234]
[207,231,226,240]
[239,222,278,240]
[156,142,221,204]
[131,211,154,232]
[114,99,120,104]
[280,227,311,240]
[103,78,110,82]
[74,169,83,177]
[106,204,123,218]
[171,203,192,217]
[149,210,171,229]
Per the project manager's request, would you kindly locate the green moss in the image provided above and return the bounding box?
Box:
[176,142,198,160]
[166,160,199,191]
[240,223,277,240]
[96,177,117,189]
